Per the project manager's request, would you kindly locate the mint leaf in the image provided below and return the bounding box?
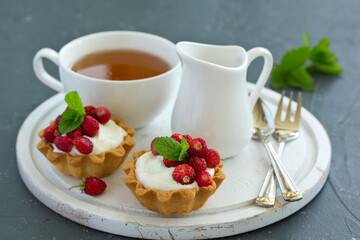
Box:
[271,65,314,91]
[58,117,83,134]
[64,91,86,114]
[310,39,335,64]
[281,47,309,70]
[310,62,343,75]
[271,47,310,90]
[152,137,182,161]
[57,91,86,134]
[58,109,84,133]
[61,109,78,120]
[271,32,342,91]
[287,68,314,91]
[308,37,343,74]
[179,138,190,162]
[152,136,191,162]
[303,31,310,48]
[270,65,288,88]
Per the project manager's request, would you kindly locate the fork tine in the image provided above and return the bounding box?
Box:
[294,92,302,126]
[285,91,294,122]
[275,90,285,122]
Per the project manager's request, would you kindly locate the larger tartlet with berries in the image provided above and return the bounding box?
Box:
[122,134,226,215]
[37,92,135,179]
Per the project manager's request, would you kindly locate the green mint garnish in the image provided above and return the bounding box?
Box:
[179,138,190,162]
[271,31,343,91]
[58,91,86,134]
[152,136,189,162]
[64,91,86,114]
[271,47,314,91]
[307,37,343,75]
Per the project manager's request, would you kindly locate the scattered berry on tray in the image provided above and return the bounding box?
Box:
[69,177,107,196]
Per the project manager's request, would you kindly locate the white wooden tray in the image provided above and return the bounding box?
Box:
[16,84,331,239]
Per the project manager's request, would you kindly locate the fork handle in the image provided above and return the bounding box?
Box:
[256,141,284,207]
[255,167,276,207]
[262,139,303,201]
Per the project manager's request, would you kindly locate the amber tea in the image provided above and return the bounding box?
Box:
[72,49,171,80]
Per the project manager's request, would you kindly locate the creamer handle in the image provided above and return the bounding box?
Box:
[247,47,273,109]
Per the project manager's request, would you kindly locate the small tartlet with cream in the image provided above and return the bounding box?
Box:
[123,134,225,215]
[37,91,135,178]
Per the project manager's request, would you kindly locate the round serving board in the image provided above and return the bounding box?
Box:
[16,83,331,239]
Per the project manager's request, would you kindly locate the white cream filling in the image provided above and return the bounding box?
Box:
[52,119,127,156]
[135,151,215,191]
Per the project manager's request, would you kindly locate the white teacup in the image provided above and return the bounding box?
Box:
[33,31,181,129]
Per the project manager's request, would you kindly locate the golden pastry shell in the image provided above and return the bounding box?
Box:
[37,118,135,179]
[122,150,226,215]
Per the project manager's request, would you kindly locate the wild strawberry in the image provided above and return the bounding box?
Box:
[150,137,160,155]
[53,136,73,153]
[196,171,212,187]
[171,133,184,143]
[183,135,192,144]
[73,137,93,154]
[204,149,220,168]
[69,177,106,196]
[163,158,182,168]
[55,115,63,125]
[95,107,111,124]
[172,164,195,185]
[188,138,207,157]
[81,115,99,137]
[84,105,96,117]
[187,156,207,172]
[66,127,83,139]
[43,125,61,143]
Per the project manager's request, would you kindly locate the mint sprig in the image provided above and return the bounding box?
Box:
[179,138,190,162]
[152,137,189,162]
[307,37,343,75]
[58,91,86,134]
[271,31,343,91]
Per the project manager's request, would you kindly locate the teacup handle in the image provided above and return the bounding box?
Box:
[33,48,64,92]
[247,47,273,109]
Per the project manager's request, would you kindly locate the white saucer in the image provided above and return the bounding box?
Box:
[16,83,331,239]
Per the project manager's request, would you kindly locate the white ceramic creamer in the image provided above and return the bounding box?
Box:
[171,42,273,158]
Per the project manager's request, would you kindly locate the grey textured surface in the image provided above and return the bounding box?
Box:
[1,0,360,239]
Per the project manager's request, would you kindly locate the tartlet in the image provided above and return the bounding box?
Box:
[122,150,226,215]
[37,118,135,178]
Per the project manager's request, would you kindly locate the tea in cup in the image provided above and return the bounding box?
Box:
[33,31,181,129]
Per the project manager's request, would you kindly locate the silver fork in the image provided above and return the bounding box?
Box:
[256,91,303,207]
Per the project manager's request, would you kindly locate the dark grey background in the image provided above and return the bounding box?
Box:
[1,0,359,239]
